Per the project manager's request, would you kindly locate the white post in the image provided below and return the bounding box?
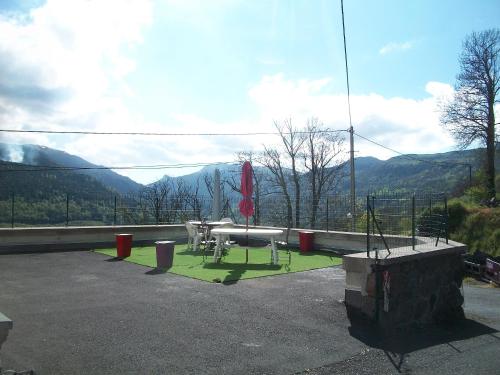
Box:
[212,168,221,221]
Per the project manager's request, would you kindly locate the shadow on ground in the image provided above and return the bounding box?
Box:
[145,267,171,275]
[348,317,498,373]
[203,262,282,284]
[202,262,282,271]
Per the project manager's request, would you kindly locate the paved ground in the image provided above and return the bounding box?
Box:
[0,251,499,375]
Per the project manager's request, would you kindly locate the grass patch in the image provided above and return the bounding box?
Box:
[94,244,342,283]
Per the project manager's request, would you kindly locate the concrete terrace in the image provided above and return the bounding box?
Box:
[0,250,499,374]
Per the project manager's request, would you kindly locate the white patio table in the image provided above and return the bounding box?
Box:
[210,228,284,265]
[188,221,233,249]
[189,221,231,227]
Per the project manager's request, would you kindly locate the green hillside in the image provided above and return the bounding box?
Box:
[0,143,143,194]
[343,148,498,195]
[0,161,117,226]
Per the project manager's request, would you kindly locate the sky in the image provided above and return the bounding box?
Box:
[0,0,499,184]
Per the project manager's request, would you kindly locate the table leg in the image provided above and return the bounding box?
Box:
[270,236,279,265]
[213,234,222,263]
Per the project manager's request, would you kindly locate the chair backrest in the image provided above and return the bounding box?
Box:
[185,221,196,237]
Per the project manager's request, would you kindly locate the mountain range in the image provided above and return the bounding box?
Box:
[0,143,142,195]
[0,142,498,201]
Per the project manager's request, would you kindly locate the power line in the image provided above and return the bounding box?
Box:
[0,128,349,137]
[340,0,356,231]
[0,129,474,173]
[354,131,472,168]
[0,161,235,173]
[340,0,353,130]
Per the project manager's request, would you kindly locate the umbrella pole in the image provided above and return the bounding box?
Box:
[245,216,248,264]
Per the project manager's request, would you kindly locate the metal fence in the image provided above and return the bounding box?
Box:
[366,192,448,257]
[0,191,449,256]
[0,190,361,229]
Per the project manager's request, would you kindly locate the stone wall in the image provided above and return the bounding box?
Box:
[344,240,467,332]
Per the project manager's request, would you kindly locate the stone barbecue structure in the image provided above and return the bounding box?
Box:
[343,237,467,331]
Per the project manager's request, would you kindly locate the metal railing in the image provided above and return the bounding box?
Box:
[366,192,449,257]
[0,190,448,250]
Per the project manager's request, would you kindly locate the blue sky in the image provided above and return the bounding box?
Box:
[0,0,499,183]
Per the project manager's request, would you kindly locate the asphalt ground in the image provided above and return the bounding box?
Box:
[0,251,498,375]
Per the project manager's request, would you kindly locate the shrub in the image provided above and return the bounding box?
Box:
[447,200,468,232]
[451,207,500,256]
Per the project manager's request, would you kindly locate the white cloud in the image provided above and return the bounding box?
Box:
[425,81,454,98]
[245,74,455,161]
[0,0,153,175]
[379,41,413,55]
[0,2,457,184]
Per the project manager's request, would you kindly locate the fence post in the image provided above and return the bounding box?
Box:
[114,195,117,226]
[371,196,375,238]
[326,197,329,232]
[374,253,380,323]
[412,194,416,250]
[66,194,69,226]
[444,196,449,244]
[11,193,14,228]
[366,195,370,257]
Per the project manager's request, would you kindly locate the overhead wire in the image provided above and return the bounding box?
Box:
[340,0,353,130]
[0,161,235,173]
[0,131,475,172]
[0,128,349,136]
[0,128,474,172]
[354,131,472,168]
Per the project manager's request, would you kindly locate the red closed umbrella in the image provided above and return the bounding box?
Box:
[239,161,254,218]
[239,161,254,263]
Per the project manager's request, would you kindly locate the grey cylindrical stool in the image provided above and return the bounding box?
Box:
[155,241,175,269]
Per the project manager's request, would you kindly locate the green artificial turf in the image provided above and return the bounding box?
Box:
[94,244,342,283]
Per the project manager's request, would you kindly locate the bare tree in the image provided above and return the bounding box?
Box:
[203,173,215,199]
[258,146,293,242]
[441,29,499,199]
[303,118,346,227]
[184,177,204,220]
[138,179,172,224]
[275,119,305,227]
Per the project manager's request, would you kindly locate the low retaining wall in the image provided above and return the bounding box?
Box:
[343,238,467,331]
[0,224,376,254]
[0,225,188,253]
[253,225,413,252]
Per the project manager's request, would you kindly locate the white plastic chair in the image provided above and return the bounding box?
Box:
[217,217,236,249]
[185,221,204,251]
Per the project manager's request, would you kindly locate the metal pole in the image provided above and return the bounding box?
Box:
[11,193,14,228]
[66,194,69,226]
[412,194,416,250]
[374,248,380,323]
[366,195,370,257]
[444,196,449,244]
[371,196,375,238]
[350,127,356,231]
[326,197,329,232]
[114,196,117,225]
